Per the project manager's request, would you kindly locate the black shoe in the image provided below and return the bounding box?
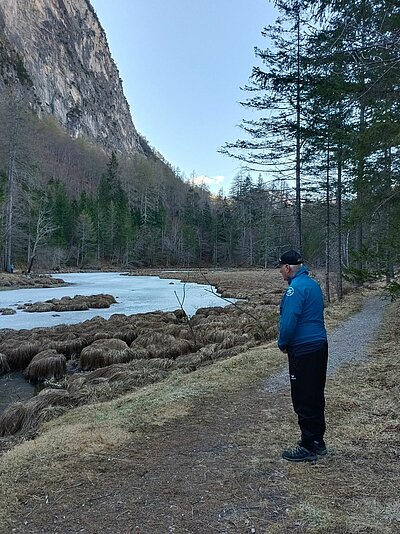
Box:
[298,440,327,456]
[314,442,327,456]
[282,445,317,462]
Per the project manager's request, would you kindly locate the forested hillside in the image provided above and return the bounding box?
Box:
[1,0,400,301]
[0,103,296,271]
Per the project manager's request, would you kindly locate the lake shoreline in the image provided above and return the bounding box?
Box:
[0,272,233,331]
[0,270,283,435]
[0,273,66,291]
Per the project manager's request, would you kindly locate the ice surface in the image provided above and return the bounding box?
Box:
[0,272,234,331]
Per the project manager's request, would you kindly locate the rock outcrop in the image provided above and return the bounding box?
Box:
[0,0,143,155]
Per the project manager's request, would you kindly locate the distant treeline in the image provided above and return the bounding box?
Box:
[0,101,301,271]
[0,93,393,283]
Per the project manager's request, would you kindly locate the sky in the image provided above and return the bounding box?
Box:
[90,0,279,194]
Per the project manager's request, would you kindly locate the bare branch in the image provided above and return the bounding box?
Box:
[174,284,198,347]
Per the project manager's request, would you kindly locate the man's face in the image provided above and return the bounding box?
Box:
[279,263,290,281]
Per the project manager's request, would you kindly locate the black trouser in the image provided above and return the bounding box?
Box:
[288,341,328,451]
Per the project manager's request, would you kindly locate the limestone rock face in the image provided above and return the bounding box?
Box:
[0,0,143,154]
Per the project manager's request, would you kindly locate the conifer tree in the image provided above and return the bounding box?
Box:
[221,0,312,251]
[308,0,400,280]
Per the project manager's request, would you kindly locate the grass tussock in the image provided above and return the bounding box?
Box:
[67,359,172,402]
[23,349,67,382]
[23,294,116,313]
[0,353,10,375]
[0,340,44,370]
[133,332,194,358]
[0,272,64,289]
[0,389,72,437]
[80,338,132,370]
[49,335,86,357]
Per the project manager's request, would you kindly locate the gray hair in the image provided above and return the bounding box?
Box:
[290,264,302,274]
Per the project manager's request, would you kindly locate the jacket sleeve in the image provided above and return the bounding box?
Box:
[278,284,305,350]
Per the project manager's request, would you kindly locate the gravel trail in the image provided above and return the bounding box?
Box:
[264,295,389,393]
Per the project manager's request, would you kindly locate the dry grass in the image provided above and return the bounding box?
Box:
[133,331,195,358]
[271,300,400,533]
[49,335,86,357]
[0,273,64,289]
[80,338,132,370]
[0,269,368,441]
[0,389,73,437]
[0,274,396,531]
[22,293,116,313]
[0,343,282,522]
[0,353,10,375]
[0,339,44,370]
[225,298,397,534]
[66,357,175,403]
[24,349,67,382]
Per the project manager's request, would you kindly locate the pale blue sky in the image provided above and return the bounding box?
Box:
[90,0,278,193]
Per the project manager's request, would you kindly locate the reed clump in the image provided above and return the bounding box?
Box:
[80,338,132,370]
[133,332,194,359]
[22,294,116,313]
[0,353,10,375]
[0,339,44,370]
[0,389,72,437]
[24,349,67,382]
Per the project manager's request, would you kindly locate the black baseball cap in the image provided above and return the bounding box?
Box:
[277,250,303,266]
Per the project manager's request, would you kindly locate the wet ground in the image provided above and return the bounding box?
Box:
[0,371,35,413]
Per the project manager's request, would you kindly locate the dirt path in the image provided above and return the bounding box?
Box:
[6,296,391,534]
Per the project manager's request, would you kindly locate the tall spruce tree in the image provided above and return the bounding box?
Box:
[221,0,312,251]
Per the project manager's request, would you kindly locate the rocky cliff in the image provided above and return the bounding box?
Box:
[0,0,143,155]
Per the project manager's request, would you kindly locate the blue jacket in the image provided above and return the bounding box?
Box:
[278,265,327,352]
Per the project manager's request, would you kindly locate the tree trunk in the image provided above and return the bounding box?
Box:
[336,149,343,300]
[294,2,302,252]
[384,147,394,282]
[4,120,18,273]
[325,127,331,303]
[355,45,366,275]
[26,255,35,274]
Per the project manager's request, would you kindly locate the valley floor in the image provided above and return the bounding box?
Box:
[0,274,399,533]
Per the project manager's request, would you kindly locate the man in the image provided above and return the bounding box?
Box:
[277,250,328,462]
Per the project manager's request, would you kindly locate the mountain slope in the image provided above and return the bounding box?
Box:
[0,0,143,155]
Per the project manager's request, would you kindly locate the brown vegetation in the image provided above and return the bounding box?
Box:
[133,331,195,358]
[80,338,132,370]
[0,273,64,289]
[0,389,72,437]
[0,308,16,315]
[0,339,45,371]
[24,349,67,382]
[0,353,10,374]
[22,293,116,312]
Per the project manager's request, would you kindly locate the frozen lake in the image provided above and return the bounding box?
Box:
[0,272,234,331]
